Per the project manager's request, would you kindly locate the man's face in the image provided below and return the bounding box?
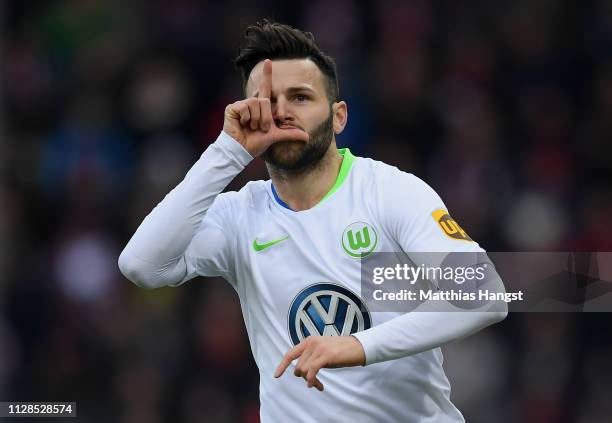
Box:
[246,58,335,171]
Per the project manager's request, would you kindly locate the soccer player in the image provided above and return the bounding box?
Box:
[119,20,508,422]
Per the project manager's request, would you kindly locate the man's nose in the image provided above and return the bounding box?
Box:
[272,96,291,122]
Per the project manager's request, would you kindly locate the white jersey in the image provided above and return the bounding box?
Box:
[119,132,506,423]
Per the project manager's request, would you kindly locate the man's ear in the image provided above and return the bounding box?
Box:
[332,101,348,135]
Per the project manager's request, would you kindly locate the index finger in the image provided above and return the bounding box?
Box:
[258,59,272,99]
[274,342,305,378]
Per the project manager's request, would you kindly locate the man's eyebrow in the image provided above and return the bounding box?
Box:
[251,85,316,98]
[286,85,316,95]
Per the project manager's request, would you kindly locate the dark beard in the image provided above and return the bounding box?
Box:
[262,110,334,174]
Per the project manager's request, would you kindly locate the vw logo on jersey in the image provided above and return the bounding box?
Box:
[342,221,378,259]
[288,283,372,346]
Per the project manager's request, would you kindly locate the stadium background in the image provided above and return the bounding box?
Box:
[1,0,612,421]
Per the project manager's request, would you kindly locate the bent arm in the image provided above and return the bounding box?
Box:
[353,261,508,365]
[118,131,252,289]
[353,170,508,365]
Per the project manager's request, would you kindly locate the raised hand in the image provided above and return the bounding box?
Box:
[223,59,309,157]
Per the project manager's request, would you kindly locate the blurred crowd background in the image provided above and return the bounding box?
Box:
[1,0,612,422]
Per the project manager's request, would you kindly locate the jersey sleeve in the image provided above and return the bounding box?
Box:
[118,131,252,289]
[179,193,239,287]
[385,170,483,257]
[352,167,507,365]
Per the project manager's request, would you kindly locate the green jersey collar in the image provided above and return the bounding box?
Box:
[321,148,355,202]
[271,147,356,211]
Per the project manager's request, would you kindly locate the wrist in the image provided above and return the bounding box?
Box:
[350,335,367,366]
[216,131,254,166]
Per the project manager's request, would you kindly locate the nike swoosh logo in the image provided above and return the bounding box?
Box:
[252,236,290,252]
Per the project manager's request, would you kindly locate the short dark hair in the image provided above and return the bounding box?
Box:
[234,19,339,103]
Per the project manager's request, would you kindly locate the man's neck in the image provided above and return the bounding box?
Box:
[268,142,343,212]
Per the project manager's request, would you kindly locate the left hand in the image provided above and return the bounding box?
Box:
[274,335,366,392]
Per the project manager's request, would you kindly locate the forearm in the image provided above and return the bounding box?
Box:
[353,266,508,365]
[118,131,252,288]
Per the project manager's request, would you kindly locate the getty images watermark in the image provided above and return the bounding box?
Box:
[360,252,612,312]
[370,262,523,303]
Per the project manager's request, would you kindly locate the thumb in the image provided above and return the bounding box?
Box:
[269,125,309,144]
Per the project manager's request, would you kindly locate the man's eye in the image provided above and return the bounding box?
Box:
[294,94,308,102]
